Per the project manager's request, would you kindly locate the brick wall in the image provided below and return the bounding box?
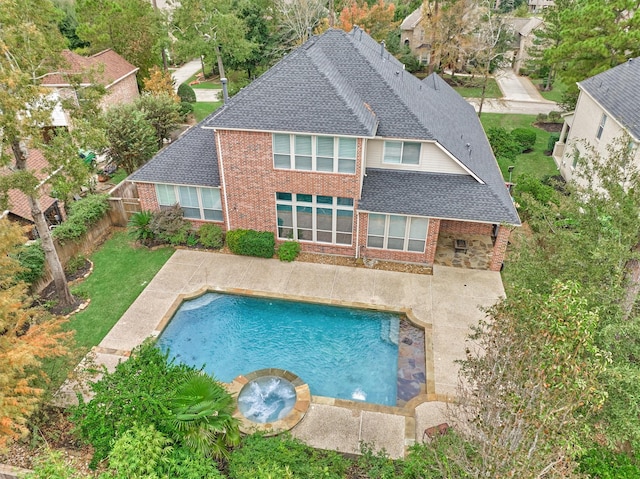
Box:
[137,183,160,211]
[439,219,493,236]
[489,225,511,271]
[218,130,363,256]
[101,74,139,108]
[355,212,437,264]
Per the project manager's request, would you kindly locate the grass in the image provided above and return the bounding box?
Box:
[531,77,567,103]
[479,113,558,181]
[68,231,174,350]
[441,73,502,98]
[193,101,223,122]
[109,168,128,184]
[184,73,221,89]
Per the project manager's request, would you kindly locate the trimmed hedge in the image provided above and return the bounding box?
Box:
[177,83,196,103]
[226,229,275,258]
[277,241,301,262]
[511,128,536,152]
[52,194,109,244]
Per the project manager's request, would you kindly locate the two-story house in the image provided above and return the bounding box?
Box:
[400,7,429,64]
[130,28,520,271]
[553,58,640,184]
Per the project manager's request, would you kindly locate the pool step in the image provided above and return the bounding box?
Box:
[381,319,400,346]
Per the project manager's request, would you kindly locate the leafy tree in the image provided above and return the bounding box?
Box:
[103,104,158,174]
[143,65,179,102]
[52,0,89,50]
[75,0,167,80]
[170,0,256,79]
[486,126,521,161]
[0,0,104,308]
[0,220,72,450]
[446,282,609,477]
[337,0,398,42]
[136,93,181,149]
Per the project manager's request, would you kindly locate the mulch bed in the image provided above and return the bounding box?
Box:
[534,121,563,133]
[36,259,93,316]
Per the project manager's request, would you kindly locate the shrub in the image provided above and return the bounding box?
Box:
[14,241,45,285]
[70,342,192,466]
[514,174,558,207]
[511,128,537,152]
[127,210,155,245]
[150,205,190,245]
[487,127,521,161]
[548,110,562,122]
[65,254,86,276]
[177,83,196,103]
[23,450,90,479]
[228,433,349,479]
[52,194,109,244]
[198,223,224,249]
[226,229,275,258]
[547,133,560,152]
[579,447,640,478]
[277,241,301,262]
[179,101,194,119]
[536,112,548,122]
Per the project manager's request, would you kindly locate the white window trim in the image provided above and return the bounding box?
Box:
[367,213,429,253]
[155,184,223,222]
[275,193,354,245]
[596,113,607,141]
[272,134,357,174]
[382,140,421,165]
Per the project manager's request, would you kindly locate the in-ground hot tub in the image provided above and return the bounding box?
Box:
[228,369,310,434]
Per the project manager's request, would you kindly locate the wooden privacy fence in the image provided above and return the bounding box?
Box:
[108,180,140,227]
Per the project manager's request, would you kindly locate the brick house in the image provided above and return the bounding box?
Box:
[42,49,139,126]
[130,28,520,271]
[553,58,640,184]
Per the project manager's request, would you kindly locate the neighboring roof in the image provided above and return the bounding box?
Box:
[360,169,520,225]
[41,49,138,88]
[0,149,57,222]
[129,116,220,187]
[579,58,640,140]
[400,7,422,30]
[508,16,543,36]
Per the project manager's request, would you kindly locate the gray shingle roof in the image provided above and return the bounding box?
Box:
[579,58,640,140]
[360,169,520,225]
[129,115,220,187]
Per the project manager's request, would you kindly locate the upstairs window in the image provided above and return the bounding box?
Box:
[596,113,607,140]
[383,141,421,165]
[272,134,357,174]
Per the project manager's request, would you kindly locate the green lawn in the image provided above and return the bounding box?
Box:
[441,74,502,98]
[109,168,128,184]
[531,77,567,103]
[479,113,558,181]
[68,231,174,350]
[193,101,223,122]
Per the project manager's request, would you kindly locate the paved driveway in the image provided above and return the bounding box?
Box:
[64,250,505,457]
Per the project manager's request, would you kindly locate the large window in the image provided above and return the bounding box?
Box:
[596,113,607,140]
[272,134,357,174]
[383,141,421,165]
[276,192,353,245]
[155,184,223,221]
[367,214,428,252]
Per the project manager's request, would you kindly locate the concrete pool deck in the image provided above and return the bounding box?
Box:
[62,250,505,458]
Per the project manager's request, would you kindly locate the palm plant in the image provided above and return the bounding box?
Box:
[170,371,241,459]
[127,210,155,245]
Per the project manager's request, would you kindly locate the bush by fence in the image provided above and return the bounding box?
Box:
[226,229,275,258]
[52,194,110,244]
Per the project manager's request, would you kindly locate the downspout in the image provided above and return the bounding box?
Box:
[215,130,232,231]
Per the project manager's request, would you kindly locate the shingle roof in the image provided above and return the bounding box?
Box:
[41,49,138,88]
[400,7,422,30]
[129,117,220,187]
[0,149,57,222]
[360,169,520,225]
[579,58,640,140]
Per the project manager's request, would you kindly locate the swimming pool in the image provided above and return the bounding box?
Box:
[157,292,401,406]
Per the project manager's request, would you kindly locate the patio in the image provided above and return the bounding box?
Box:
[434,233,495,270]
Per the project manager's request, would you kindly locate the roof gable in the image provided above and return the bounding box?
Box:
[42,49,138,88]
[400,7,422,30]
[579,58,640,140]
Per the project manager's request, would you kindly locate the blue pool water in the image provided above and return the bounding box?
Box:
[157,293,400,405]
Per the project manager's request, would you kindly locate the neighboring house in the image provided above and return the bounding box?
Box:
[0,149,64,239]
[528,0,554,13]
[508,16,544,75]
[130,28,520,271]
[41,49,139,126]
[553,58,640,184]
[400,7,430,64]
